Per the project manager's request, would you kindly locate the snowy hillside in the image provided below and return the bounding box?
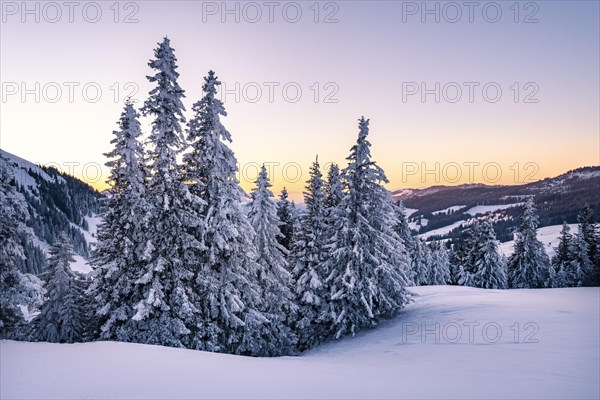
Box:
[2,286,598,400]
[499,223,579,258]
[1,149,102,274]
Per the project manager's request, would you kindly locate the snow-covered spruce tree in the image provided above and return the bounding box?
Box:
[293,156,331,350]
[411,238,432,286]
[183,70,269,356]
[551,222,578,287]
[507,198,551,288]
[276,187,296,252]
[571,228,593,287]
[465,218,507,289]
[326,117,411,339]
[127,37,203,348]
[428,241,451,285]
[88,100,152,341]
[457,222,482,287]
[248,165,298,355]
[577,206,600,285]
[393,200,415,281]
[0,154,44,339]
[34,233,85,343]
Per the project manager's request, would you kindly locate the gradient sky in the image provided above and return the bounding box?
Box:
[1,0,599,200]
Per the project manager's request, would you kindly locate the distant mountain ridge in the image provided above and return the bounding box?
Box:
[1,149,103,274]
[392,165,600,243]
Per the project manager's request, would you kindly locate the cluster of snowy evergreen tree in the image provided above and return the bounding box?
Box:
[405,197,600,290]
[82,38,412,355]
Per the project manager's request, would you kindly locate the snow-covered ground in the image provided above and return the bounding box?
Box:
[2,285,598,399]
[419,220,468,239]
[499,224,579,258]
[465,203,524,216]
[432,205,465,215]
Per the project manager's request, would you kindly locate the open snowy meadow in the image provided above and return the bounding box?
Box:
[3,285,598,400]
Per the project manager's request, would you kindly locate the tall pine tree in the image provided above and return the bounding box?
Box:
[128,37,202,348]
[89,100,152,341]
[326,117,411,339]
[184,70,269,355]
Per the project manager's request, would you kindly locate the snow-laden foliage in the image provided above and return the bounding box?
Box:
[325,163,344,209]
[508,198,551,288]
[326,117,411,339]
[428,241,451,285]
[276,187,296,252]
[292,157,331,350]
[0,154,44,339]
[577,206,600,286]
[125,37,203,348]
[411,238,432,286]
[184,70,269,356]
[551,223,582,287]
[461,219,507,289]
[88,101,152,341]
[248,165,298,355]
[34,233,85,343]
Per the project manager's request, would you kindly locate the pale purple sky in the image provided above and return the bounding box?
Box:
[1,1,598,199]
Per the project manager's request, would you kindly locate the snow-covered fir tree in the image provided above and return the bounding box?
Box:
[293,157,331,350]
[183,70,270,356]
[88,100,152,341]
[507,198,551,288]
[577,206,600,285]
[248,165,298,355]
[411,238,432,286]
[571,227,593,287]
[457,222,482,287]
[326,117,411,339]
[276,187,296,252]
[128,37,203,348]
[449,240,468,285]
[428,241,451,285]
[34,233,85,343]
[393,200,415,275]
[463,219,507,289]
[551,222,579,287]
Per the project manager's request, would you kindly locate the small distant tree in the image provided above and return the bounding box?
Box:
[411,238,432,286]
[508,198,551,288]
[429,241,451,285]
[551,223,580,287]
[577,206,600,286]
[276,187,296,252]
[34,233,85,343]
[466,219,507,289]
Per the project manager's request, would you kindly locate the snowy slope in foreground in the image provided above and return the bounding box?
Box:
[2,286,598,400]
